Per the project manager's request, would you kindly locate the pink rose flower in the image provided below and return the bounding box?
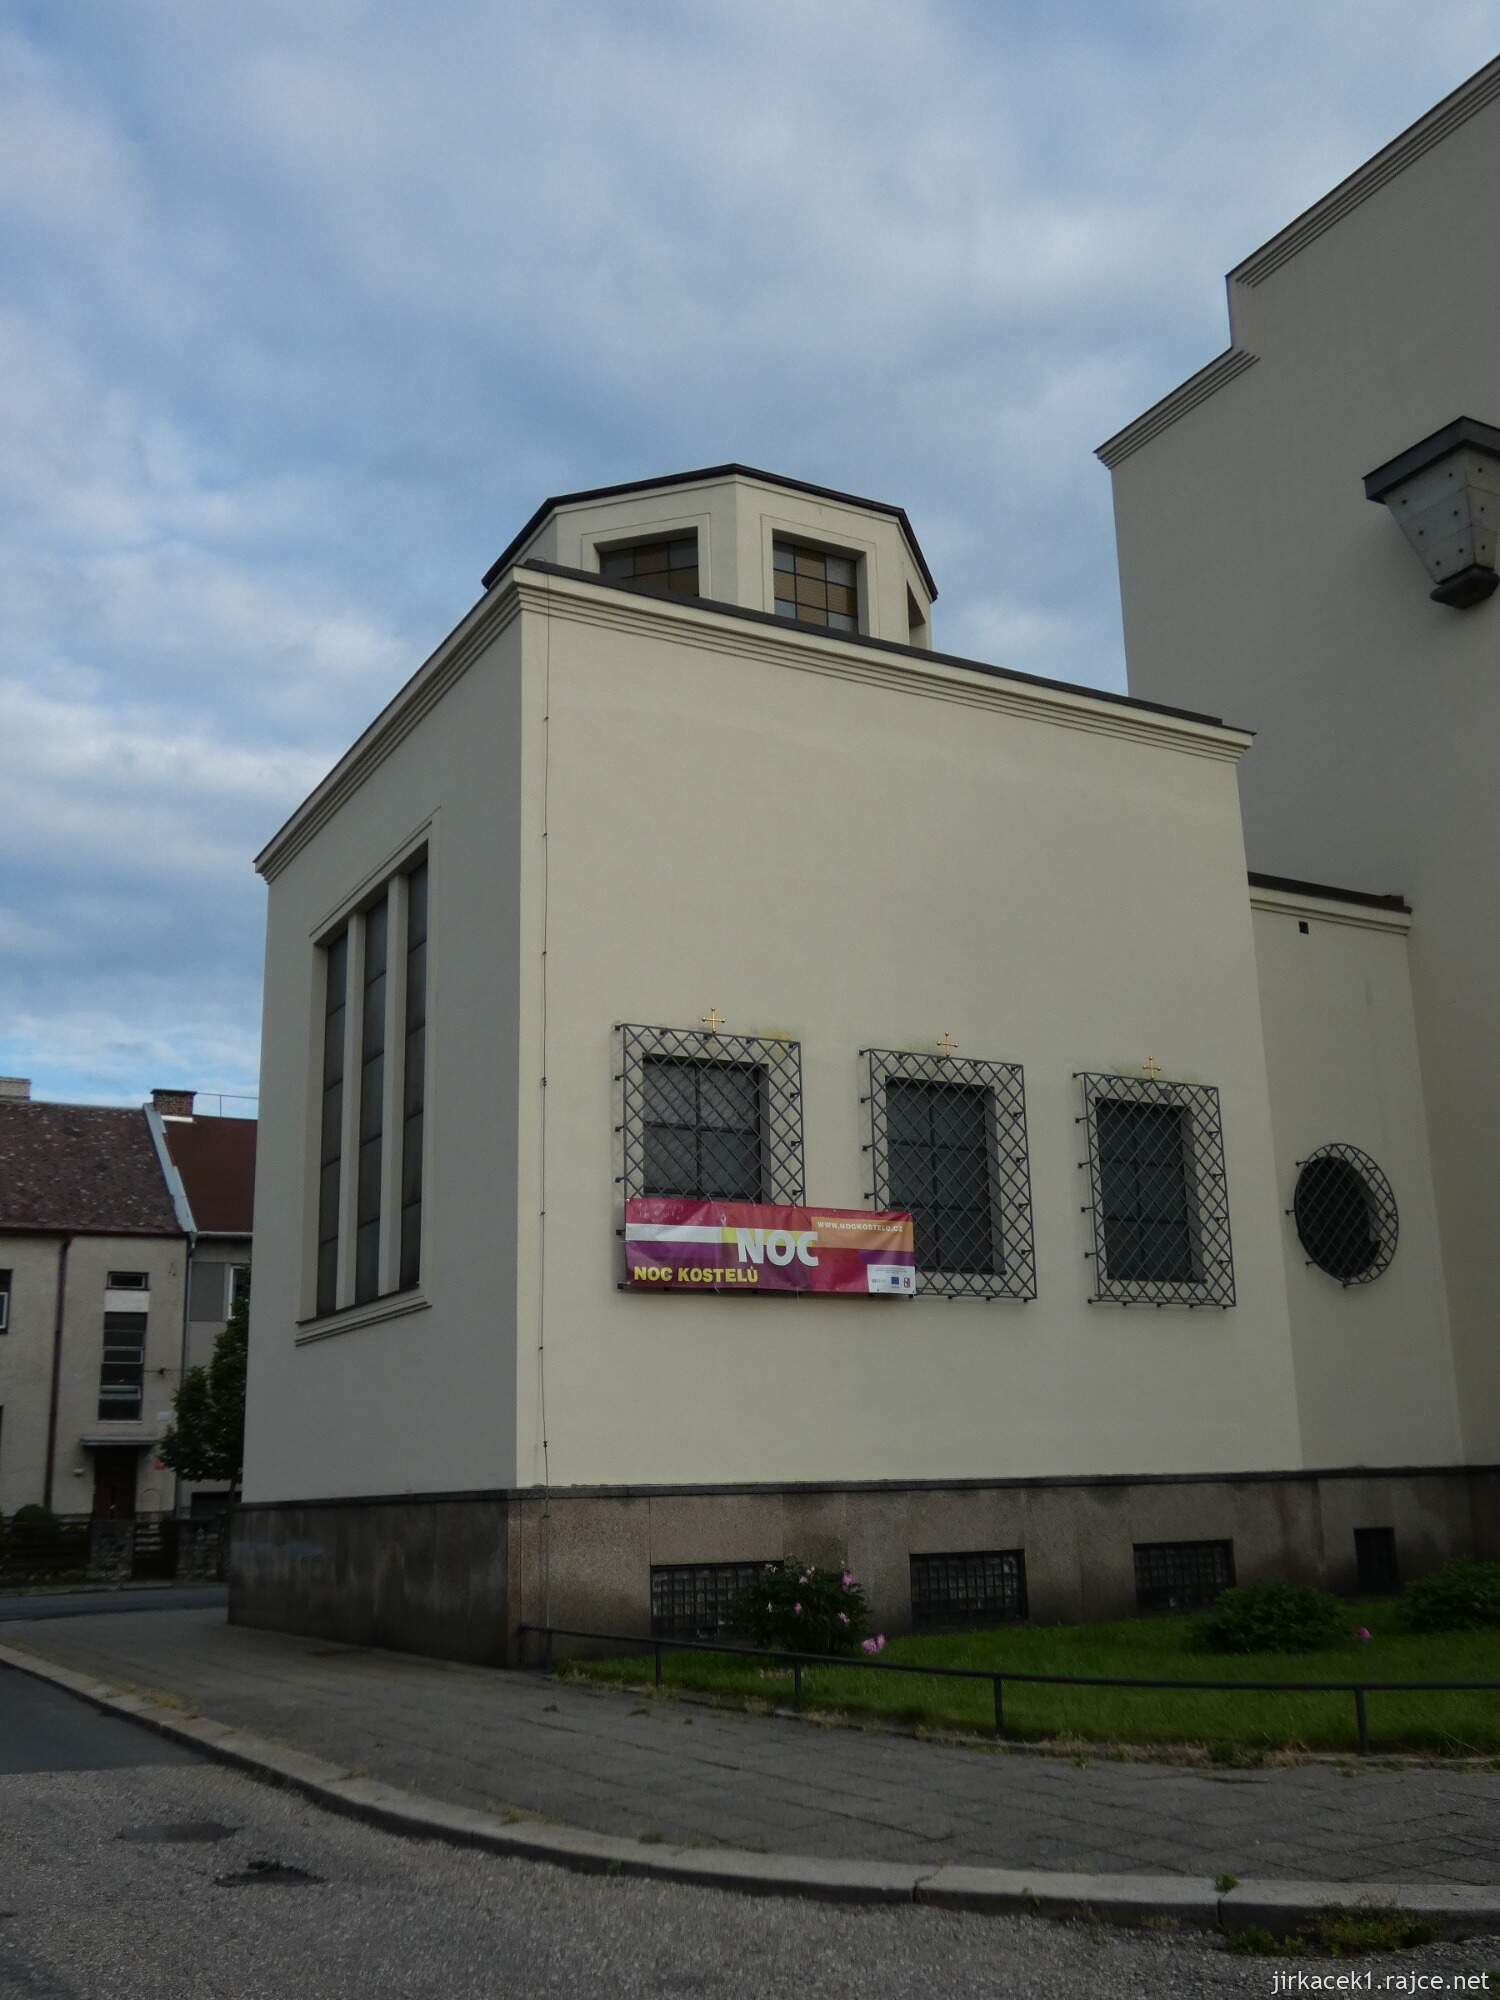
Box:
[1356,1627,1372,1640]
[861,1635,886,1655]
[838,1611,849,1625]
[841,1572,854,1590]
[793,1603,802,1614]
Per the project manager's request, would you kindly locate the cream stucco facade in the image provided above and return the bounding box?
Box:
[236,465,1481,1663]
[1102,58,1500,1466]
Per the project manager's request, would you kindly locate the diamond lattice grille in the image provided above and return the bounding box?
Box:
[864,1049,1035,1299]
[1292,1143,1398,1285]
[1078,1072,1235,1307]
[619,1024,805,1205]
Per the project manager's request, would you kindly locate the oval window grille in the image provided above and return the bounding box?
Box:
[1291,1144,1398,1285]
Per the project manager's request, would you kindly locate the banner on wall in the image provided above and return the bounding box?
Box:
[624,1198,916,1295]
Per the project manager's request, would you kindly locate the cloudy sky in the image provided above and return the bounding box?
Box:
[2,2,1493,1108]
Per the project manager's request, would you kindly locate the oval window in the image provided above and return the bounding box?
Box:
[1292,1145,1398,1285]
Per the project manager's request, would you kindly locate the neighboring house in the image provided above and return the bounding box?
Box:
[0,1080,186,1521]
[1099,56,1500,1472]
[0,1080,256,1525]
[235,459,1474,1667]
[157,1090,257,1517]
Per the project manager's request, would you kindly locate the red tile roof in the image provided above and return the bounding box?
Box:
[161,1115,256,1235]
[0,1101,181,1235]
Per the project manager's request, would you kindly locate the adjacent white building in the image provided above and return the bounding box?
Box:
[235,454,1480,1664]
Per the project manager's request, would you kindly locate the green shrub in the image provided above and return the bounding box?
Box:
[729,1559,872,1656]
[1404,1558,1500,1633]
[1194,1581,1346,1655]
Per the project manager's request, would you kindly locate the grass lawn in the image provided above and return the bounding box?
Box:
[557,1603,1500,1757]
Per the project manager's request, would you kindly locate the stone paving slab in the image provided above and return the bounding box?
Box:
[4,1606,1498,1886]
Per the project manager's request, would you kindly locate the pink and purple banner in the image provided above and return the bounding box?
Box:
[624,1198,916,1295]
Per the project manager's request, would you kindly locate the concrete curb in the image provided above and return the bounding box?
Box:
[3,1637,1497,1937]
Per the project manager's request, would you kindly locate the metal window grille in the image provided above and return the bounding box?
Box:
[1133,1539,1235,1612]
[910,1550,1028,1628]
[863,1049,1035,1300]
[1354,1526,1400,1594]
[1291,1144,1398,1285]
[650,1561,770,1638]
[1077,1073,1235,1307]
[618,1024,804,1205]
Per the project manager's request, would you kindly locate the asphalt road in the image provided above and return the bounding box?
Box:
[0,1586,227,1624]
[3,1664,1498,1999]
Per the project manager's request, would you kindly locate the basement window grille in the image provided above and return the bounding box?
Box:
[910,1550,1028,1628]
[1077,1072,1235,1307]
[650,1561,770,1638]
[863,1049,1035,1300]
[1354,1526,1400,1595]
[1292,1144,1398,1285]
[618,1024,804,1206]
[1133,1539,1235,1612]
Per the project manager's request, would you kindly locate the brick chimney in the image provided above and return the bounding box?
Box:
[0,1077,31,1101]
[151,1087,195,1118]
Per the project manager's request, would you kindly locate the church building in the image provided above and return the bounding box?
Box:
[234,447,1483,1664]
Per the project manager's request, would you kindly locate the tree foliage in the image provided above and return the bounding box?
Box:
[159,1285,248,1489]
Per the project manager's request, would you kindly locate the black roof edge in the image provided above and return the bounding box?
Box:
[515,559,1240,732]
[1248,870,1410,913]
[481,463,939,599]
[1363,416,1500,501]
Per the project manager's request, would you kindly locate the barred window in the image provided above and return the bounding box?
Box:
[864,1049,1035,1299]
[1292,1144,1397,1285]
[1133,1539,1234,1612]
[650,1561,769,1638]
[1354,1526,1400,1594]
[314,850,428,1319]
[911,1550,1027,1628]
[99,1311,147,1421]
[619,1024,804,1206]
[1078,1073,1235,1307]
[772,541,858,631]
[600,535,699,599]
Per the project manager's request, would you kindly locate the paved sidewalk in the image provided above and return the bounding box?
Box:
[5,1606,1498,1887]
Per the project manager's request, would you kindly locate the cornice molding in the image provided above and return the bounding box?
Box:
[510,570,1253,763]
[1232,56,1500,287]
[1096,348,1259,468]
[255,594,520,881]
[1249,882,1412,936]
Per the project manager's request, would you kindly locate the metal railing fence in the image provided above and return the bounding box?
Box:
[519,1623,1500,1756]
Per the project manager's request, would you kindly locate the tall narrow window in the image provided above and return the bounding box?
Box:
[885,1078,997,1277]
[316,929,348,1317]
[355,893,388,1304]
[642,1055,765,1201]
[0,1269,10,1334]
[99,1312,147,1420]
[1097,1099,1194,1283]
[400,860,428,1290]
[1078,1072,1235,1307]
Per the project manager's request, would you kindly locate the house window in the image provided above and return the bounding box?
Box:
[1293,1144,1398,1285]
[1078,1072,1235,1306]
[772,540,858,631]
[355,891,389,1305]
[0,1269,9,1334]
[107,1271,149,1289]
[599,535,699,599]
[864,1048,1035,1300]
[229,1265,251,1317]
[1134,1539,1234,1612]
[619,1024,804,1206]
[314,851,429,1318]
[188,1262,228,1322]
[911,1550,1027,1628]
[1354,1526,1400,1594]
[650,1561,768,1638]
[400,860,428,1291]
[99,1312,147,1421]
